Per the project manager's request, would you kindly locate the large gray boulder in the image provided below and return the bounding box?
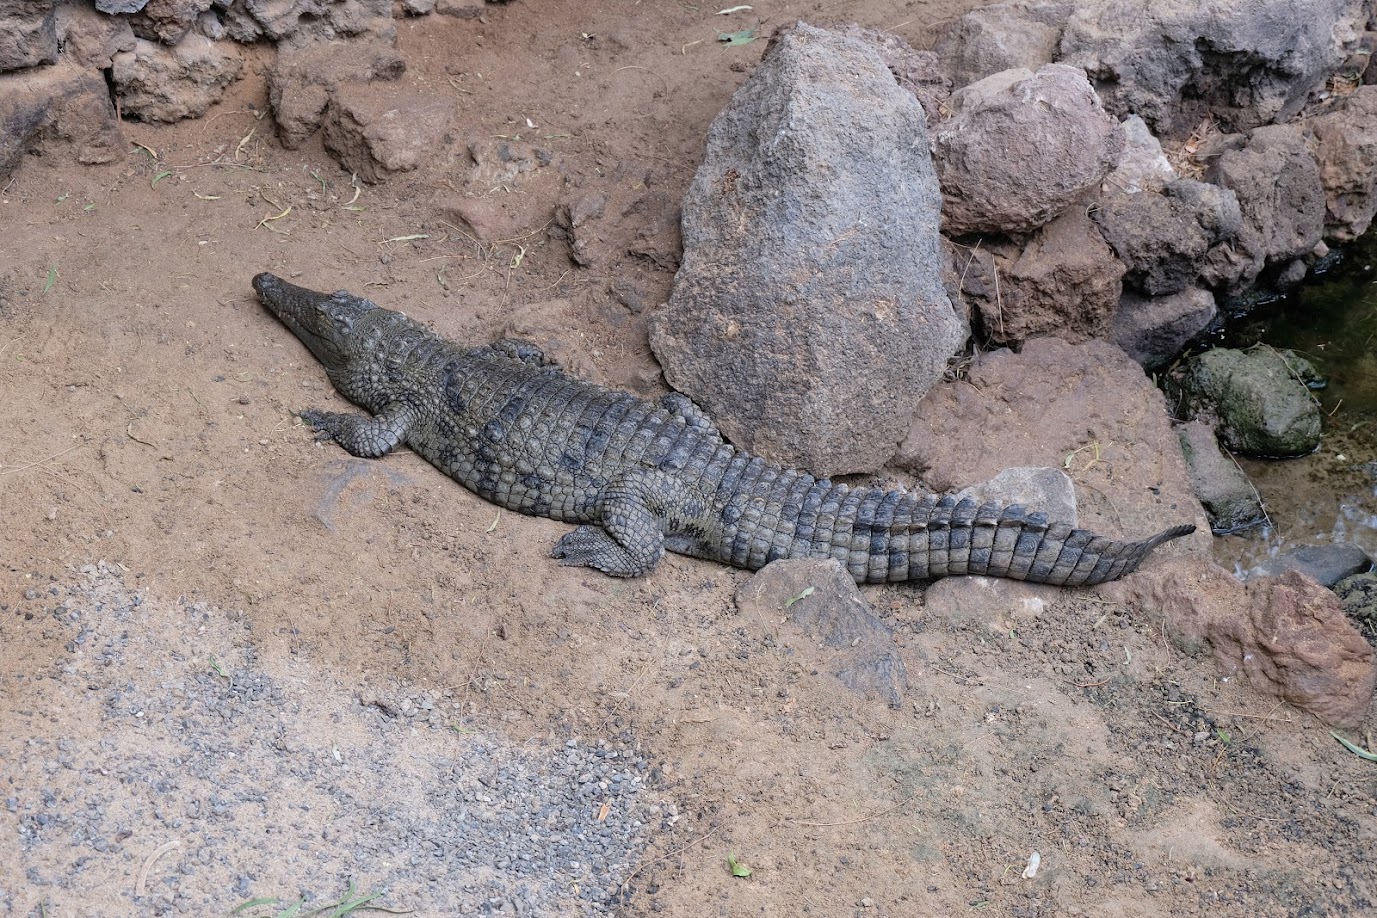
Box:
[1180,347,1323,457]
[933,64,1124,236]
[1308,85,1377,242]
[649,22,966,476]
[1202,125,1326,294]
[0,0,58,72]
[1059,0,1369,137]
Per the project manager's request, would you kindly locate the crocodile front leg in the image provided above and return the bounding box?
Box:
[300,401,418,458]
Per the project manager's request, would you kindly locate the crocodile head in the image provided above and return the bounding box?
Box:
[253,272,379,369]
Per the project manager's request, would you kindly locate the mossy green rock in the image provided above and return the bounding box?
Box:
[1182,347,1321,457]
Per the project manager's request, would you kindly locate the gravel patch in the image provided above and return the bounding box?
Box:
[2,563,672,917]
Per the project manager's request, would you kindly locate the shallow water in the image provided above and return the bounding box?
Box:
[1212,232,1377,575]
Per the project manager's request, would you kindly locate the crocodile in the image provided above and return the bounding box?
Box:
[253,273,1195,586]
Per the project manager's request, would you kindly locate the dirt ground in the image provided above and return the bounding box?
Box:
[3,2,1377,916]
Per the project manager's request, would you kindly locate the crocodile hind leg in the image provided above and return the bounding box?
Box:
[659,393,723,442]
[469,338,554,367]
[551,470,713,577]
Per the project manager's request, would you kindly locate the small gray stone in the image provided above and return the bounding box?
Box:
[1175,420,1264,533]
[1254,543,1372,588]
[1094,189,1213,296]
[1104,115,1177,194]
[735,558,908,707]
[1113,286,1216,370]
[197,10,223,40]
[956,467,1077,528]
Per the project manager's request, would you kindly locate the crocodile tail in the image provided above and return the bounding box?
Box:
[852,493,1194,586]
[956,502,1195,586]
[720,478,1193,586]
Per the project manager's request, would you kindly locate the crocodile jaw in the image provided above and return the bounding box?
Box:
[253,272,368,369]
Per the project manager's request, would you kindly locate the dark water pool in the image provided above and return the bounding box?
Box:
[1212,232,1377,575]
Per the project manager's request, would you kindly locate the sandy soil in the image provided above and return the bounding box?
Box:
[3,3,1376,916]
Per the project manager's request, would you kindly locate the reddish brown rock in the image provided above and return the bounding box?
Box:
[978,203,1126,345]
[1308,85,1377,242]
[432,140,559,245]
[1203,124,1326,293]
[1231,571,1377,726]
[322,82,455,184]
[933,63,1124,235]
[0,0,57,73]
[54,1,135,69]
[266,37,406,150]
[896,336,1208,548]
[0,63,123,182]
[1108,560,1377,727]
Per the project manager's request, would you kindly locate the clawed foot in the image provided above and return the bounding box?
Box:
[551,526,650,577]
[552,526,620,572]
[297,409,344,443]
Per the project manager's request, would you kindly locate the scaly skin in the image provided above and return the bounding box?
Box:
[253,273,1195,585]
